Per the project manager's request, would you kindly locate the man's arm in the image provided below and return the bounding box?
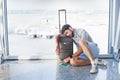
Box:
[72,47,83,57]
[55,34,61,55]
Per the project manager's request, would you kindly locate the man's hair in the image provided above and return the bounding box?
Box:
[61,24,71,34]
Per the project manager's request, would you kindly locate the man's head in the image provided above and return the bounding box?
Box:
[61,24,73,37]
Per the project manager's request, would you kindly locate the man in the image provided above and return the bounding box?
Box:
[55,24,99,74]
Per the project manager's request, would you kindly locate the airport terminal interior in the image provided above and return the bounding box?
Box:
[0,0,120,80]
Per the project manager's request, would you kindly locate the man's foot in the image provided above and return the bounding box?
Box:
[95,58,107,67]
[63,57,71,64]
[90,61,98,74]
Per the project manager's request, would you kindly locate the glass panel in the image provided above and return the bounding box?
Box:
[7,0,59,56]
[0,0,2,54]
[7,0,109,56]
[66,1,109,54]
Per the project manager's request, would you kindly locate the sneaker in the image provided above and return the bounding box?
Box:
[95,58,107,67]
[90,61,98,74]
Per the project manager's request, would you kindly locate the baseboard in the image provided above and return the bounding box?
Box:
[98,54,114,59]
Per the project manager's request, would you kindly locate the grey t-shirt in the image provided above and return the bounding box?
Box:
[72,28,93,48]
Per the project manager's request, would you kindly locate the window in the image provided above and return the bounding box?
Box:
[0,0,3,54]
[6,0,109,57]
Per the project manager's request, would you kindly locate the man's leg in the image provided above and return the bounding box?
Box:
[79,40,97,74]
[79,40,94,62]
[70,57,91,66]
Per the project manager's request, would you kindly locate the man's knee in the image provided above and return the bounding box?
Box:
[70,58,79,66]
[79,40,87,46]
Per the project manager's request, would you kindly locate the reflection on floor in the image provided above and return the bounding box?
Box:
[0,59,120,80]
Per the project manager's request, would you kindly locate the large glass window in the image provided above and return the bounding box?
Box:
[0,0,2,54]
[7,0,109,57]
[66,1,109,54]
[7,0,59,56]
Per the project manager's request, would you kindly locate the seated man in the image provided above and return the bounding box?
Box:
[55,24,99,74]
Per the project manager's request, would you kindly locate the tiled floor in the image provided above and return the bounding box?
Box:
[0,59,120,80]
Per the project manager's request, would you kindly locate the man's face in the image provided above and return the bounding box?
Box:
[63,29,72,37]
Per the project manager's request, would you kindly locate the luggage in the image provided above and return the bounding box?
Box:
[59,35,73,60]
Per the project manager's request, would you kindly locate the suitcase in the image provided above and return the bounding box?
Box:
[59,35,73,60]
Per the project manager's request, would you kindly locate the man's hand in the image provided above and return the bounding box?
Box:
[55,34,61,55]
[63,57,71,63]
[72,47,83,57]
[56,45,60,55]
